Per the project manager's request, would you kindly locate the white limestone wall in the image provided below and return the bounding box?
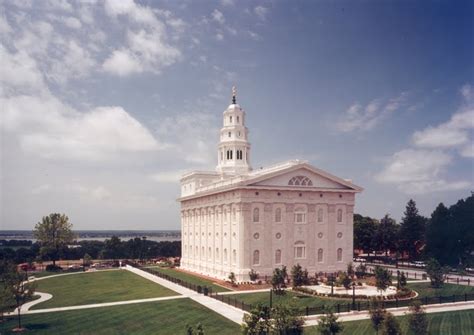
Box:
[181,188,356,282]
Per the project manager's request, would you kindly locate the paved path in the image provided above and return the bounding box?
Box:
[11,292,53,314]
[6,295,184,316]
[304,300,474,326]
[125,265,245,324]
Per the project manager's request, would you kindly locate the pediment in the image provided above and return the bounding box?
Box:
[246,164,362,191]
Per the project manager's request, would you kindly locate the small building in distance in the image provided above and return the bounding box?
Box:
[178,88,363,282]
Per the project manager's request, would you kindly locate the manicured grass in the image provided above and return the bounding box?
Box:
[233,290,351,311]
[145,266,230,292]
[407,282,474,298]
[305,309,474,334]
[1,298,240,335]
[32,270,178,309]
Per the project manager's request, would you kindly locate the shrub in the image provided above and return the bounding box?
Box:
[46,264,62,272]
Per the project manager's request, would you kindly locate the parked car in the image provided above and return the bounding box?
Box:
[353,257,366,262]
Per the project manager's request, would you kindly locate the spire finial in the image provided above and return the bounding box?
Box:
[232,86,237,104]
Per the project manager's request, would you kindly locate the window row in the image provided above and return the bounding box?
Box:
[252,208,344,223]
[185,246,237,264]
[252,247,344,265]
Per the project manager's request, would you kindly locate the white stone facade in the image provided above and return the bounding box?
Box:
[179,91,362,282]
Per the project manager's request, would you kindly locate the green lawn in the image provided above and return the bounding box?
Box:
[407,282,474,298]
[145,266,230,292]
[233,290,351,312]
[233,282,474,314]
[32,270,178,309]
[306,310,474,335]
[1,298,240,335]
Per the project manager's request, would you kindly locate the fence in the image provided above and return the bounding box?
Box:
[123,262,474,317]
[366,267,472,285]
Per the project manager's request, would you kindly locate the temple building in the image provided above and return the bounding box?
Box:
[179,88,363,281]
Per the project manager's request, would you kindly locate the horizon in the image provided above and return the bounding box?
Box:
[1,0,472,230]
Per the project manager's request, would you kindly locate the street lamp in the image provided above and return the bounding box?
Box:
[269,288,273,309]
[396,270,400,290]
[352,281,356,310]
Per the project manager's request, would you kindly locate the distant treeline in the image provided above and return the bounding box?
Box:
[0,236,181,264]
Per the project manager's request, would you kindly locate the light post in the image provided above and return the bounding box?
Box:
[269,288,273,309]
[396,270,400,290]
[352,281,356,310]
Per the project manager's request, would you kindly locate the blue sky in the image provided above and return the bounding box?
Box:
[1,0,472,230]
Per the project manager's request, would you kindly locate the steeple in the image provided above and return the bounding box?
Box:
[216,87,252,175]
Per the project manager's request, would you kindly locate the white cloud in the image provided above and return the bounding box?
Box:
[254,6,268,20]
[216,32,224,41]
[211,9,225,24]
[150,171,186,183]
[63,16,82,29]
[460,143,474,158]
[221,0,234,6]
[31,184,52,195]
[103,49,143,76]
[1,93,164,161]
[336,93,407,132]
[375,149,470,194]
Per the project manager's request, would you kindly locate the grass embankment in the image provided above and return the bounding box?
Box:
[306,310,474,335]
[145,266,230,292]
[406,282,474,298]
[2,298,240,335]
[32,269,178,309]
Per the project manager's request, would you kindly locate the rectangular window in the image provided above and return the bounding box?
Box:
[294,246,306,259]
[295,213,306,223]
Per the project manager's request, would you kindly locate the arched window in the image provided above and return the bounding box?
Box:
[195,246,198,256]
[275,249,282,264]
[208,247,212,259]
[216,248,219,260]
[337,209,343,223]
[229,116,233,123]
[275,208,282,222]
[317,248,323,263]
[232,249,236,264]
[201,246,205,258]
[253,208,260,222]
[253,250,260,265]
[294,241,306,259]
[237,116,240,123]
[288,176,313,186]
[318,209,323,222]
[233,208,236,221]
[224,249,228,263]
[337,248,343,262]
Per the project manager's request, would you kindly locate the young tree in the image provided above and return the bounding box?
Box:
[33,213,75,267]
[381,312,402,335]
[248,269,259,282]
[8,267,36,331]
[374,266,392,295]
[408,301,428,335]
[346,262,355,278]
[0,260,16,323]
[425,258,446,288]
[399,200,427,260]
[186,323,205,335]
[317,310,344,335]
[375,215,399,256]
[399,272,407,289]
[291,264,309,288]
[369,298,386,335]
[272,304,305,334]
[83,253,93,267]
[228,272,237,286]
[337,272,352,290]
[271,267,287,294]
[241,304,271,335]
[355,263,367,278]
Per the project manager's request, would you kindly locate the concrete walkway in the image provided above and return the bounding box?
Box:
[6,295,185,316]
[304,300,474,326]
[125,265,245,324]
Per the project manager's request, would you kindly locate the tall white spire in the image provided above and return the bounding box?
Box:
[216,87,252,175]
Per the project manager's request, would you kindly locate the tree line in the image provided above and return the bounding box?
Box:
[354,193,473,267]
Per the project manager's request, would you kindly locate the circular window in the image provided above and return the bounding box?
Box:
[318,232,323,239]
[253,233,260,240]
[337,232,343,238]
[275,232,282,239]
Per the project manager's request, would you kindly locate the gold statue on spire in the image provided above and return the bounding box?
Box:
[232,86,237,104]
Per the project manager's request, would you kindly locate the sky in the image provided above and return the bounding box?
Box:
[0,0,473,230]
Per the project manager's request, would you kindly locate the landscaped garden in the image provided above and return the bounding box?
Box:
[144,266,231,292]
[31,269,178,309]
[1,298,240,335]
[305,309,474,335]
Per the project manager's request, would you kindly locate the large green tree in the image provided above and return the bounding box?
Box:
[449,194,474,266]
[374,215,399,256]
[353,214,378,255]
[33,213,75,267]
[399,200,427,260]
[425,203,451,264]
